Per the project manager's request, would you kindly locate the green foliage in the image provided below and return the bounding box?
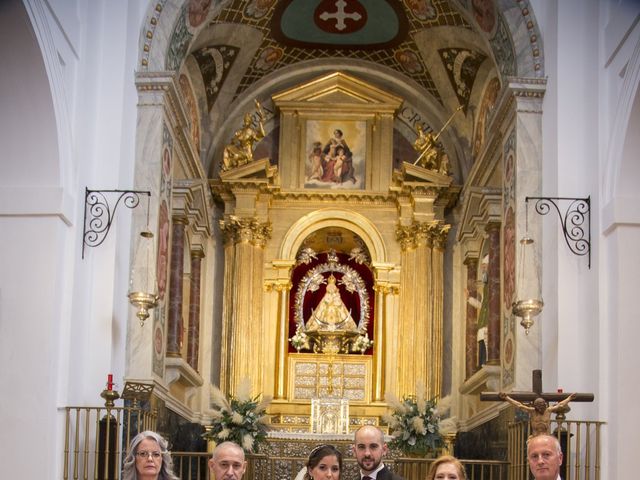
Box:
[202,383,271,453]
[385,395,443,457]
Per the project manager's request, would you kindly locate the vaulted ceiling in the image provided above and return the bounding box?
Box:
[143,0,544,183]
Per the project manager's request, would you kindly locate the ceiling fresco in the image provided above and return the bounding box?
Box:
[142,0,544,180]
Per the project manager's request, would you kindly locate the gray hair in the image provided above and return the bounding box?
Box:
[211,441,246,461]
[122,430,180,480]
[527,434,562,454]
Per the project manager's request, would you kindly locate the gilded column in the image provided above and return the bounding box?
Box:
[486,222,501,365]
[219,216,271,395]
[219,220,238,393]
[273,281,292,400]
[431,224,449,398]
[415,224,432,397]
[396,224,417,396]
[373,283,388,402]
[187,248,204,371]
[250,222,271,394]
[167,217,188,357]
[464,257,479,379]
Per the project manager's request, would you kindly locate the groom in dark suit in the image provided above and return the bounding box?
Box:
[353,425,405,480]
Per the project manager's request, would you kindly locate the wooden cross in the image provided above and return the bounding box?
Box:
[480,370,594,402]
[481,369,594,435]
[481,369,594,403]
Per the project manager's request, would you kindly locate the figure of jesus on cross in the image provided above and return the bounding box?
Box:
[499,391,575,436]
[481,369,594,437]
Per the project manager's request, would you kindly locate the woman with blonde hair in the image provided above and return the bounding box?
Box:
[121,430,180,480]
[426,455,467,480]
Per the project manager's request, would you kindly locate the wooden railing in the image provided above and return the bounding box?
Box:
[507,419,605,480]
[62,405,156,480]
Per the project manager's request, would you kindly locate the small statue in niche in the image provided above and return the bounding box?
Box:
[222,100,266,171]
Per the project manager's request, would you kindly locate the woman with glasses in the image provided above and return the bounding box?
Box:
[122,430,180,480]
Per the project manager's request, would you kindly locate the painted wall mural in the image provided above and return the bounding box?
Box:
[501,128,516,387]
[192,45,239,111]
[178,74,201,153]
[439,48,487,111]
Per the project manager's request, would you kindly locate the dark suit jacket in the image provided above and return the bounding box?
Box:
[366,465,405,480]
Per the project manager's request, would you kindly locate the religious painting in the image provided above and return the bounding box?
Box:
[406,0,436,21]
[304,119,366,189]
[245,0,276,19]
[188,0,212,27]
[473,77,500,158]
[178,74,200,153]
[471,0,496,35]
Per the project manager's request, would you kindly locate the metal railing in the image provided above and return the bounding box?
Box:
[507,419,605,480]
[171,452,509,480]
[62,405,156,480]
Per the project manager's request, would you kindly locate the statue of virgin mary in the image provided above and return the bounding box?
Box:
[305,274,358,332]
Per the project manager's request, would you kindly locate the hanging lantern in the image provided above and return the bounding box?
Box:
[128,229,158,326]
[512,234,543,334]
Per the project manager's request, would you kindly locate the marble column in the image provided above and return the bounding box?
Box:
[187,248,204,370]
[167,217,188,357]
[464,257,479,379]
[486,222,501,365]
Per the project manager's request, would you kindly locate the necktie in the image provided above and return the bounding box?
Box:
[362,477,373,480]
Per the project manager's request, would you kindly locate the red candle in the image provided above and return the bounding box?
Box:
[107,374,113,391]
[557,388,563,393]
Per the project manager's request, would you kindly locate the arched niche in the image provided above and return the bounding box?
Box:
[279,208,388,266]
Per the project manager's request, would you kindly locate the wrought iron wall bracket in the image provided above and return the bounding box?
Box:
[525,196,591,268]
[82,188,151,258]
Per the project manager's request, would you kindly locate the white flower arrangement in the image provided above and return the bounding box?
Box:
[383,380,451,457]
[289,324,310,352]
[204,378,271,453]
[352,333,373,353]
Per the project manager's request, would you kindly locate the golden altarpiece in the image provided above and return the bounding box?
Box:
[212,73,456,431]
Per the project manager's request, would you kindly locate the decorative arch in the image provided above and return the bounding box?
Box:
[279,208,388,265]
[603,35,640,209]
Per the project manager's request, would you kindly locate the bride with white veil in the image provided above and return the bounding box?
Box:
[293,444,343,480]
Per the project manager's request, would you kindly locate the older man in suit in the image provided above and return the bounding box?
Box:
[527,435,563,480]
[208,441,247,480]
[353,425,404,480]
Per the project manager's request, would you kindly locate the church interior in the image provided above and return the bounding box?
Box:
[1,0,640,478]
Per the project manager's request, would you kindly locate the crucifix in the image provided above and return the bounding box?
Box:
[480,369,594,436]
